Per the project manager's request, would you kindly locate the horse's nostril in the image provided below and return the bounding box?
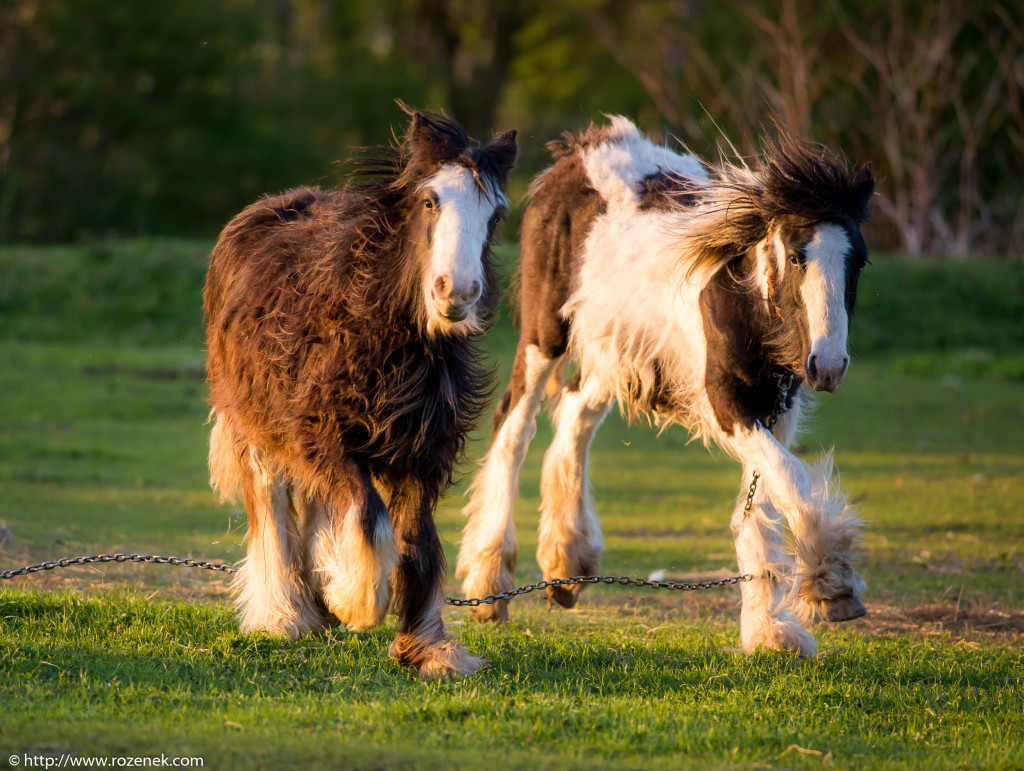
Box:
[806,355,819,380]
[434,274,452,299]
[470,280,481,298]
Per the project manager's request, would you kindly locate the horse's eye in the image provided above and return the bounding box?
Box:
[788,253,800,266]
[423,198,435,210]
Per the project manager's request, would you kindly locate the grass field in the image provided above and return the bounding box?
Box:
[1,241,1023,769]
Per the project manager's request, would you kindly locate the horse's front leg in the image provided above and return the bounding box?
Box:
[729,461,816,657]
[726,415,866,637]
[388,480,485,678]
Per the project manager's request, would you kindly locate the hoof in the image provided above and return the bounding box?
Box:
[238,602,330,639]
[457,557,516,623]
[545,581,586,609]
[416,652,488,679]
[744,618,817,657]
[819,594,866,622]
[389,634,487,678]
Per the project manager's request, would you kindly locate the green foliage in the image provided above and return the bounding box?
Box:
[852,257,1024,361]
[3,1,1021,254]
[0,0,429,242]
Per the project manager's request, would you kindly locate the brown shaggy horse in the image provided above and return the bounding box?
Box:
[204,110,517,676]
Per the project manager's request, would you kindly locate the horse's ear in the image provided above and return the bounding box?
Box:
[852,162,875,221]
[408,111,457,157]
[486,129,519,174]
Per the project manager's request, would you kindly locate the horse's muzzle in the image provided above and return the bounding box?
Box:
[440,305,469,322]
[805,353,849,392]
[433,274,481,325]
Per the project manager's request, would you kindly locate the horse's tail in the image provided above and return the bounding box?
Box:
[207,410,245,504]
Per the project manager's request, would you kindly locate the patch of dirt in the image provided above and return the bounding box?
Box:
[6,556,1023,644]
[852,601,1024,643]
[551,585,1024,644]
[0,553,234,604]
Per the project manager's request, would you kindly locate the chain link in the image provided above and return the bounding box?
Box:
[766,369,795,431]
[0,552,753,604]
[742,471,761,518]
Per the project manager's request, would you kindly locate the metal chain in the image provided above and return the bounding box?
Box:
[0,553,239,581]
[743,368,795,519]
[0,552,753,604]
[767,369,795,431]
[444,573,753,607]
[742,471,761,518]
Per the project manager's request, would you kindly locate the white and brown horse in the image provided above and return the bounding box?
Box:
[457,116,873,657]
[205,109,517,676]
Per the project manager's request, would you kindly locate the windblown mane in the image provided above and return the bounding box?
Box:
[678,125,874,282]
[348,110,513,212]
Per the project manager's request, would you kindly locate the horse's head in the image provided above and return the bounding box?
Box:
[684,128,874,392]
[761,209,872,391]
[400,111,518,336]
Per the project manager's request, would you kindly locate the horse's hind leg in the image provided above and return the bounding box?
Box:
[389,480,484,678]
[233,446,325,638]
[303,461,397,632]
[536,372,613,608]
[456,342,561,622]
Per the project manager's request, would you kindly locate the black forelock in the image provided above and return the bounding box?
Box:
[755,123,874,225]
[343,110,510,210]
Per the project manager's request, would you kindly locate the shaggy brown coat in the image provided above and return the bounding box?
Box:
[204,111,517,673]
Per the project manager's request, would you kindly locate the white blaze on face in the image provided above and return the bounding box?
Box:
[798,222,851,384]
[420,164,504,334]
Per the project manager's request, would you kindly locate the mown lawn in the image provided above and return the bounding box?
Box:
[1,241,1022,769]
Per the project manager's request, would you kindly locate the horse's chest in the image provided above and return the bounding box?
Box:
[345,341,462,459]
[699,272,779,433]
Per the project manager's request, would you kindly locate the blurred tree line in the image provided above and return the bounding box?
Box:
[2,0,1021,255]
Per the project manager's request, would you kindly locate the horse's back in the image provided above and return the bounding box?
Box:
[208,187,353,285]
[517,119,705,357]
[204,187,359,456]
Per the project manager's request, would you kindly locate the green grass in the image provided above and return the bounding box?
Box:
[4,591,1022,770]
[1,241,1023,769]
